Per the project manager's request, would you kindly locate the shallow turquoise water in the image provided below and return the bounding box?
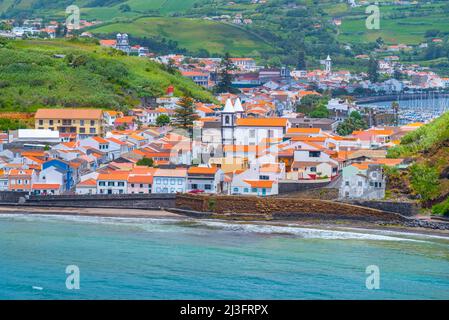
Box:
[1,214,449,299]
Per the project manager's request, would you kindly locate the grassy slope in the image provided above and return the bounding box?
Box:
[335,2,449,45]
[89,17,273,56]
[387,111,449,211]
[0,38,214,113]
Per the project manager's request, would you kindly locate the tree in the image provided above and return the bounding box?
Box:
[297,50,306,70]
[368,56,379,83]
[136,157,154,167]
[119,4,131,12]
[410,163,440,203]
[156,114,171,126]
[214,52,238,94]
[173,96,199,134]
[336,111,368,136]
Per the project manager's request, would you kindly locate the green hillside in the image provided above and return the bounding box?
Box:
[387,112,449,214]
[1,0,448,69]
[0,38,214,113]
[89,17,273,56]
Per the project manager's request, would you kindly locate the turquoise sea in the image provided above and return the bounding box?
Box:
[1,214,449,299]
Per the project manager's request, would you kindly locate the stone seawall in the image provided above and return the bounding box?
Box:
[0,191,28,203]
[176,194,407,222]
[278,181,330,194]
[345,200,419,217]
[25,194,176,209]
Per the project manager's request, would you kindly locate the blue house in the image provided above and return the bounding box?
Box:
[42,159,74,191]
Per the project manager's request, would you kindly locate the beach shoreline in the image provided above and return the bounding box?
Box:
[1,205,449,238]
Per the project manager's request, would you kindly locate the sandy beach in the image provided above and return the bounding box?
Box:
[0,206,182,218]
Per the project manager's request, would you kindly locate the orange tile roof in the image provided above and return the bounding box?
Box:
[92,136,109,144]
[128,175,153,184]
[115,116,135,123]
[188,167,218,175]
[32,183,60,190]
[236,118,288,127]
[77,179,97,187]
[154,168,187,177]
[244,180,274,188]
[352,163,371,170]
[260,163,281,173]
[374,158,403,166]
[287,128,321,134]
[97,172,129,181]
[35,108,103,120]
[9,169,34,176]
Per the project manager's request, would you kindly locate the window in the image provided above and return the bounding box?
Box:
[204,184,211,190]
[178,180,183,185]
[80,120,85,126]
[131,184,135,188]
[191,184,198,190]
[345,181,349,186]
[233,187,239,193]
[49,120,53,125]
[39,120,43,125]
[170,179,175,185]
[259,175,269,180]
[99,181,105,186]
[244,188,249,193]
[117,182,125,187]
[378,183,382,188]
[79,128,85,133]
[140,184,144,188]
[252,188,257,193]
[310,167,317,172]
[358,181,362,187]
[309,151,321,158]
[90,120,95,126]
[268,129,274,138]
[108,182,114,187]
[249,129,255,138]
[225,116,230,125]
[90,128,96,134]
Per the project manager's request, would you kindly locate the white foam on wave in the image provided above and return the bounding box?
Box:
[0,213,426,241]
[0,213,184,226]
[195,220,424,241]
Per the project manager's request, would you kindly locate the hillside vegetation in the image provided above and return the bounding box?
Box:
[3,0,449,71]
[0,38,214,113]
[387,112,449,215]
[90,17,273,57]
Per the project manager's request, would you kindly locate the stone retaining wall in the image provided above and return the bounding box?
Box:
[176,194,406,222]
[25,193,176,209]
[0,191,28,203]
[345,200,419,217]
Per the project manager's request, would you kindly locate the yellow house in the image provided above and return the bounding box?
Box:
[34,109,105,137]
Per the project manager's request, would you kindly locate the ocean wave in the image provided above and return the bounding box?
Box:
[0,213,425,241]
[194,220,423,241]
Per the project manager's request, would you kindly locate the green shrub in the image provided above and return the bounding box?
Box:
[432,198,449,216]
[409,163,440,203]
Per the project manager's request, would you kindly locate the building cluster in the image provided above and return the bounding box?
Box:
[99,33,151,57]
[0,18,101,39]
[0,88,423,199]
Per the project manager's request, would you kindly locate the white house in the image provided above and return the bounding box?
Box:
[187,166,223,193]
[97,172,128,194]
[152,168,187,194]
[75,178,97,195]
[339,163,385,199]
